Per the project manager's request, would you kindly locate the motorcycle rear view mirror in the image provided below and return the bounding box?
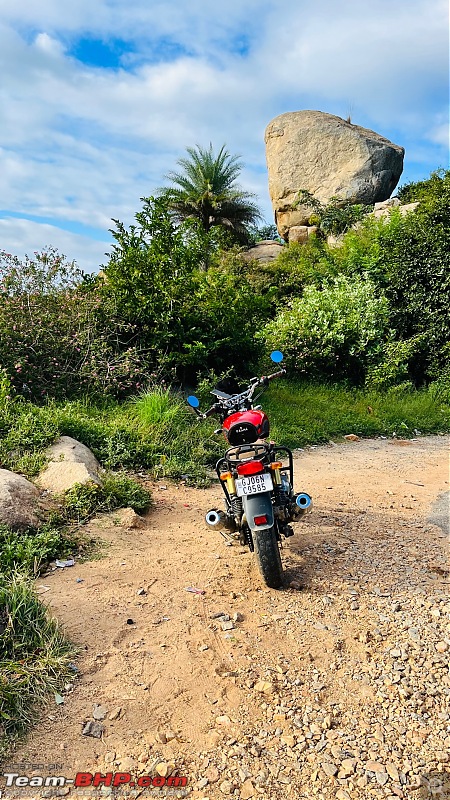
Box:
[187,395,200,408]
[270,350,284,363]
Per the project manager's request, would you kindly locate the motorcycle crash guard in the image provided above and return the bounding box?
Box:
[242,492,274,531]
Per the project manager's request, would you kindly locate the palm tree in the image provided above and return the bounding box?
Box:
[159,143,262,244]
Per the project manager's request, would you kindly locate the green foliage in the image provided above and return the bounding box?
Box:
[293,190,372,236]
[0,248,148,400]
[366,335,427,391]
[159,143,262,244]
[247,223,283,244]
[263,275,390,382]
[104,200,270,379]
[0,525,62,576]
[263,380,450,447]
[0,572,74,738]
[61,475,152,523]
[397,169,446,204]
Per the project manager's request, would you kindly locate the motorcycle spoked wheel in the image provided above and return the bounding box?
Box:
[252,525,284,589]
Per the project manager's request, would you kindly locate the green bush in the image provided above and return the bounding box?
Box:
[0,248,149,400]
[263,275,390,382]
[104,198,270,379]
[61,474,152,523]
[330,170,450,384]
[365,335,427,390]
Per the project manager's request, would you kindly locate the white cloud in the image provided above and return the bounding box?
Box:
[0,218,111,273]
[0,0,447,270]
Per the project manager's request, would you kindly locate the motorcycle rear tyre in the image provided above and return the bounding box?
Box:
[253,525,284,589]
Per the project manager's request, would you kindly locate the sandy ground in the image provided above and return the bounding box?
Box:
[4,435,450,800]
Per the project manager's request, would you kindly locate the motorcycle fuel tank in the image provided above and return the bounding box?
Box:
[223,409,270,445]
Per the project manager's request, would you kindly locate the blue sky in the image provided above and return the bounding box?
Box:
[1,0,448,272]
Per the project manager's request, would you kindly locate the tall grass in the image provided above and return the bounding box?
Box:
[0,572,74,753]
[264,380,450,448]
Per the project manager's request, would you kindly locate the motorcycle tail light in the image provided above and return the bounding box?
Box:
[236,460,264,476]
[254,514,268,526]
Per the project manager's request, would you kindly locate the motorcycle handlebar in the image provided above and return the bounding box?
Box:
[262,368,286,382]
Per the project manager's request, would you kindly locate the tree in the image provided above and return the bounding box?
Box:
[159,143,262,245]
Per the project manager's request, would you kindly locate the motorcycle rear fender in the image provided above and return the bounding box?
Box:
[242,492,274,531]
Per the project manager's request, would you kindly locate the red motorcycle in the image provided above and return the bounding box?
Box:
[187,352,312,588]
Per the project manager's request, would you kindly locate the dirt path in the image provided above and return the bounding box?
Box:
[7,435,450,800]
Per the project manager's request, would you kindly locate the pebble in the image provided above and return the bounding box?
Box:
[92,703,108,720]
[81,720,104,738]
[240,779,255,799]
[321,761,338,777]
[254,681,274,694]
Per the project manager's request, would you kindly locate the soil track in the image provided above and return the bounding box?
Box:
[8,435,450,800]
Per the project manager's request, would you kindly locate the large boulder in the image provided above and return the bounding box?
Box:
[0,469,41,531]
[243,240,285,263]
[37,436,102,494]
[265,110,404,240]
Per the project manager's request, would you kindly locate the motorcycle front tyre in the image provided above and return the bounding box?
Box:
[253,525,284,589]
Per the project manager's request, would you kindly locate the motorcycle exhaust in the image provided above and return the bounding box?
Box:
[205,509,236,531]
[292,492,313,518]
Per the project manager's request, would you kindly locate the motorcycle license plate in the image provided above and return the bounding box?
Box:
[235,473,273,497]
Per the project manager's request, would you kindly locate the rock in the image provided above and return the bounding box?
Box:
[37,436,102,493]
[155,762,173,778]
[240,779,255,799]
[244,240,284,263]
[386,762,400,782]
[216,715,232,725]
[220,780,233,794]
[344,434,360,442]
[339,759,356,778]
[205,766,220,783]
[82,720,104,738]
[92,704,108,720]
[108,706,122,720]
[321,761,338,777]
[116,508,147,529]
[336,790,351,800]
[0,469,41,531]
[254,681,274,695]
[280,734,296,748]
[436,641,448,653]
[373,199,419,219]
[265,110,404,240]
[366,760,386,773]
[221,620,235,631]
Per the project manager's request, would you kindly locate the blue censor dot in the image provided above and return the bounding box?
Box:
[187,395,200,408]
[270,350,283,363]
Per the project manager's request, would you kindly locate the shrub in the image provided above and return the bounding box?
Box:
[263,275,390,383]
[330,170,450,384]
[293,189,372,236]
[365,335,427,391]
[0,248,149,400]
[104,199,270,379]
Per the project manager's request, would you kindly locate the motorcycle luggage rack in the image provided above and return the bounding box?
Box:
[215,444,294,505]
[225,443,270,464]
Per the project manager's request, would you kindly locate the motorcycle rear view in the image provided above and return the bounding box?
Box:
[187,352,312,588]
